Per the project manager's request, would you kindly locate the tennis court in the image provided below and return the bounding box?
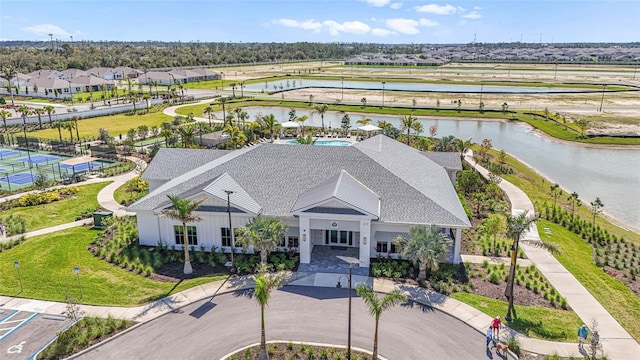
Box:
[0,146,121,190]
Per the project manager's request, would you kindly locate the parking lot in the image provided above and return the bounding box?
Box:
[0,308,73,359]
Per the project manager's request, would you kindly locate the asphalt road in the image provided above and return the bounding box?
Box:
[77,286,487,360]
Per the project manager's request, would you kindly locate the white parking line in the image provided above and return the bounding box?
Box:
[0,312,39,341]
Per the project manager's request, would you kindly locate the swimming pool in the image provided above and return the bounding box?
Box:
[287,140,351,146]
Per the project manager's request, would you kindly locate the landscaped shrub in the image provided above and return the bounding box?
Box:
[0,214,27,235]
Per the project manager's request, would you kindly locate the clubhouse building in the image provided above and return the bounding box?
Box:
[129,135,471,268]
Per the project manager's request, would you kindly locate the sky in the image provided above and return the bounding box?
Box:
[0,0,638,44]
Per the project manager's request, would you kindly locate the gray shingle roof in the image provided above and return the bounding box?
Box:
[422,152,463,171]
[140,148,231,182]
[130,136,470,227]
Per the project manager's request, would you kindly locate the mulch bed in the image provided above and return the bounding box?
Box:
[150,262,230,282]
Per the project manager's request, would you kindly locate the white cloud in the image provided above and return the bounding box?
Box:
[414,4,457,15]
[385,18,420,34]
[390,2,403,9]
[372,28,394,36]
[360,0,390,7]
[21,24,71,37]
[457,6,466,12]
[462,11,482,19]
[473,6,483,10]
[323,20,371,35]
[274,19,323,32]
[419,18,439,26]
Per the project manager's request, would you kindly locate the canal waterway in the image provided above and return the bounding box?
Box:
[230,106,640,232]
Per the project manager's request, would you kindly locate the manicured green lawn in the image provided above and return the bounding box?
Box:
[450,292,582,341]
[26,111,172,140]
[2,182,110,232]
[538,220,640,342]
[0,227,225,306]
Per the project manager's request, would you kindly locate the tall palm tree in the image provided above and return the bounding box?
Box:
[295,115,309,134]
[33,108,45,129]
[355,284,406,360]
[223,124,246,149]
[393,225,452,280]
[313,103,329,131]
[235,216,288,267]
[503,210,536,321]
[238,110,249,131]
[590,197,604,236]
[162,195,204,275]
[53,121,64,142]
[262,113,278,141]
[0,109,10,135]
[218,97,228,126]
[253,272,286,360]
[434,135,457,152]
[72,116,80,142]
[44,105,55,127]
[454,137,474,158]
[62,121,75,142]
[1,65,17,106]
[550,183,561,211]
[203,106,213,126]
[400,113,419,145]
[143,93,151,113]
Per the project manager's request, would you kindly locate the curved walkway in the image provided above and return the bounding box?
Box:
[465,154,640,360]
[163,98,224,124]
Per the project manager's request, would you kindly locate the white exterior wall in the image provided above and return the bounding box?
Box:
[137,211,162,246]
[299,216,311,263]
[359,219,372,266]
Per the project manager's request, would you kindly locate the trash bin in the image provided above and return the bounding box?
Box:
[93,211,113,229]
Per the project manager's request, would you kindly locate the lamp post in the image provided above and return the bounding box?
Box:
[224,190,236,273]
[336,256,361,360]
[599,84,607,112]
[14,261,23,293]
[479,84,484,103]
[381,81,386,107]
[21,116,33,179]
[74,266,82,300]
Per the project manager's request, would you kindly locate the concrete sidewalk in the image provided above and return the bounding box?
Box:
[465,154,640,360]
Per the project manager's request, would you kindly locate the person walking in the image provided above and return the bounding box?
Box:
[486,326,493,348]
[492,316,502,343]
[578,324,589,350]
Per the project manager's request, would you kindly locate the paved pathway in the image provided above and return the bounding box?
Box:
[163,98,225,124]
[465,154,640,360]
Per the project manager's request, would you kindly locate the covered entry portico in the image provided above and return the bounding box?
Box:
[291,170,380,268]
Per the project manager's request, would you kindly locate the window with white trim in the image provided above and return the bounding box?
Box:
[174,225,198,246]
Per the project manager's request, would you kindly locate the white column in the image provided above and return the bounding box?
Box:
[299,216,311,264]
[359,219,371,267]
[453,228,462,264]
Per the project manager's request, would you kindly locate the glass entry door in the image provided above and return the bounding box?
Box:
[325,230,353,246]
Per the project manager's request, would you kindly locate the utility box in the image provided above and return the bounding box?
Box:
[93,211,113,229]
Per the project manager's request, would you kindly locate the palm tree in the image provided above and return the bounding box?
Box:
[238,110,249,131]
[44,105,55,127]
[454,137,474,159]
[0,109,10,135]
[356,118,371,126]
[178,124,195,148]
[160,128,173,147]
[355,284,406,360]
[568,192,580,218]
[236,216,288,267]
[33,108,45,129]
[295,115,308,134]
[162,195,204,275]
[504,210,536,321]
[253,272,286,360]
[295,134,316,145]
[262,113,278,141]
[434,135,458,152]
[223,125,246,149]
[62,121,75,142]
[393,225,452,280]
[72,116,80,142]
[361,97,367,108]
[203,106,213,126]
[313,103,329,131]
[550,183,561,215]
[143,93,151,113]
[400,113,419,145]
[218,97,228,126]
[53,121,64,142]
[1,65,17,106]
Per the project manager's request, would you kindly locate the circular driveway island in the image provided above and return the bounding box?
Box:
[77,286,486,360]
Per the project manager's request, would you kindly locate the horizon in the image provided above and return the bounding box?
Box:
[0,0,638,44]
